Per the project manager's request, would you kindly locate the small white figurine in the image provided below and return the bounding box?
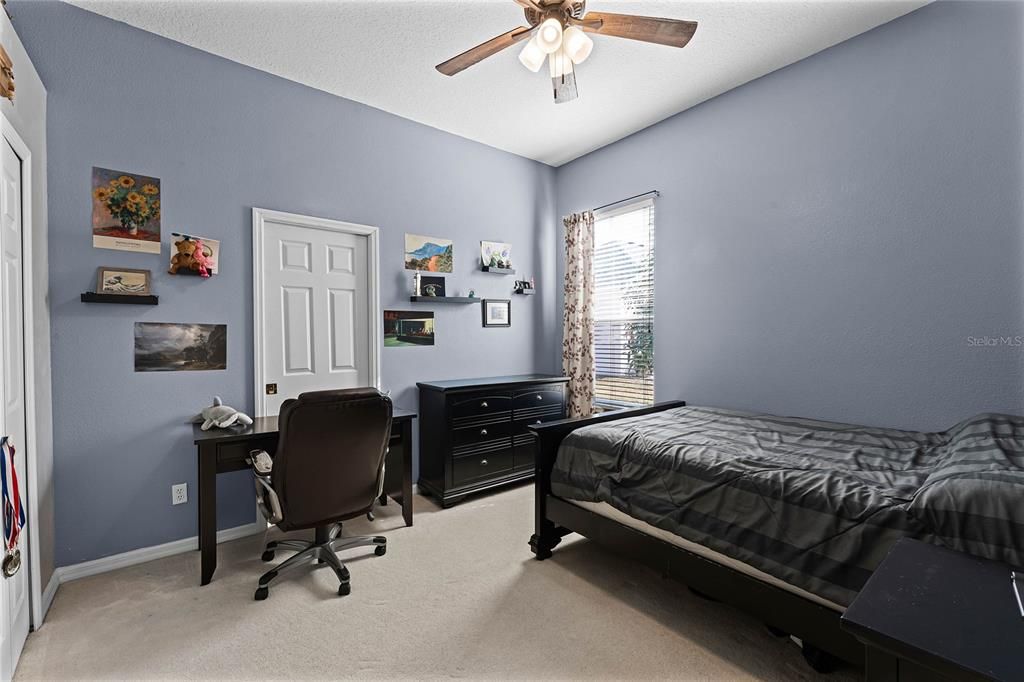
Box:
[191,396,253,431]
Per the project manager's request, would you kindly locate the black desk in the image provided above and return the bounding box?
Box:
[192,408,416,585]
[841,538,1024,682]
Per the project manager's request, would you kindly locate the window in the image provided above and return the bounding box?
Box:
[592,198,655,409]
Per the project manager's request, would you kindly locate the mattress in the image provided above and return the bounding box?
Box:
[551,405,1024,607]
[568,498,845,612]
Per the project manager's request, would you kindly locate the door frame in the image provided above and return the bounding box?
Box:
[251,207,381,418]
[0,113,43,629]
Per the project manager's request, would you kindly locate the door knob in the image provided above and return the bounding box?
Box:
[535,420,542,425]
[536,394,543,401]
[481,459,489,466]
[480,401,488,408]
[479,428,488,437]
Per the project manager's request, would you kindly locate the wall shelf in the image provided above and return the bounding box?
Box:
[409,296,478,304]
[81,292,159,305]
[514,289,536,295]
[481,266,515,275]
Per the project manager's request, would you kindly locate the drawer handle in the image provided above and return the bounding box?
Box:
[480,401,489,408]
[481,459,489,466]
[535,420,542,425]
[536,394,543,401]
[479,428,488,437]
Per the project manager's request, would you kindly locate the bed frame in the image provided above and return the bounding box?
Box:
[527,401,865,672]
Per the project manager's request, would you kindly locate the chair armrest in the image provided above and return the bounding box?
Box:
[247,449,282,524]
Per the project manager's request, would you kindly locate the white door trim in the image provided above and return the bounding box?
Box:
[0,113,43,630]
[252,207,381,418]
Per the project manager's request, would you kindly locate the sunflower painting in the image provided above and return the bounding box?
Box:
[92,167,161,253]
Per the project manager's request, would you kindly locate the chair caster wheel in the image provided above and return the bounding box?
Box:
[338,582,351,596]
[261,550,275,562]
[254,586,269,601]
[366,511,375,521]
[765,624,789,638]
[375,545,387,556]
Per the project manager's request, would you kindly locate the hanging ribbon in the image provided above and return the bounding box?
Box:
[0,436,25,577]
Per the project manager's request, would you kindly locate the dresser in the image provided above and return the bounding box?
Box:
[417,375,568,507]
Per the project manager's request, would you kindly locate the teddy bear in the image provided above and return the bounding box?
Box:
[192,238,212,278]
[169,238,198,275]
[190,396,253,431]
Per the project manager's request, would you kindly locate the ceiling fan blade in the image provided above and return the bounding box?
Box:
[436,26,536,76]
[579,12,697,48]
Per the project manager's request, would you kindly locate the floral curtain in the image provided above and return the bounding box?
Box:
[562,211,596,418]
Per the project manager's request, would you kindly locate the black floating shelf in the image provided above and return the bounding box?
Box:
[81,292,159,305]
[514,289,536,295]
[409,296,478,304]
[481,266,516,275]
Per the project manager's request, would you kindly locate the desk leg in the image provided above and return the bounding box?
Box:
[401,419,413,527]
[198,442,217,585]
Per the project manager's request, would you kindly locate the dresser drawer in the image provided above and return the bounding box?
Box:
[513,386,564,412]
[514,410,564,434]
[449,392,512,420]
[452,419,512,449]
[452,448,514,486]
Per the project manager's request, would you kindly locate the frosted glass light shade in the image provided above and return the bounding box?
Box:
[518,36,545,72]
[562,26,593,64]
[536,18,564,54]
[549,45,574,78]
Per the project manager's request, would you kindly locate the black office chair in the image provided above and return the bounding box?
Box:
[247,388,393,600]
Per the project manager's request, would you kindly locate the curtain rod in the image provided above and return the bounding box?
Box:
[593,190,659,214]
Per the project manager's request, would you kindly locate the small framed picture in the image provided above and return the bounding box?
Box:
[419,275,446,298]
[482,299,511,327]
[96,266,151,295]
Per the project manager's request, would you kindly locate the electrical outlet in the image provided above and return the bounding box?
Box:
[171,483,188,506]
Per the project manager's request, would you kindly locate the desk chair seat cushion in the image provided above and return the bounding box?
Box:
[272,388,393,531]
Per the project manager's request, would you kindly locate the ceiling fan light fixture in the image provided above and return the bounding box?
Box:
[561,26,593,64]
[518,35,546,72]
[536,17,564,54]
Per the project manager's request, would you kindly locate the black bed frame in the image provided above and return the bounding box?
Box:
[527,401,865,670]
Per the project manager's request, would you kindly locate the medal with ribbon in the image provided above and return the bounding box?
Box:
[0,436,25,578]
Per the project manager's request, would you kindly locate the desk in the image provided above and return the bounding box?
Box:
[192,407,416,585]
[841,538,1024,681]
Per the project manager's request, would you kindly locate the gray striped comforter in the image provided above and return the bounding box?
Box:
[551,405,1024,607]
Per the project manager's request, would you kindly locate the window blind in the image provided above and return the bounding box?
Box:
[592,198,655,409]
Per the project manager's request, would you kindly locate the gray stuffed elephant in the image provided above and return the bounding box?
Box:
[190,396,253,431]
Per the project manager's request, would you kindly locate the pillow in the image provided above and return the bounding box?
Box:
[907,413,1024,567]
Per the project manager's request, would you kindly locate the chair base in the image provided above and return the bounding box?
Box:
[254,523,386,600]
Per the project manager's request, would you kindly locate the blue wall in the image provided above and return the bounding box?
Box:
[15,0,1024,568]
[556,1,1024,429]
[13,1,557,566]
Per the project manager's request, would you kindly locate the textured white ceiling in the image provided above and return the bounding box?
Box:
[71,0,928,166]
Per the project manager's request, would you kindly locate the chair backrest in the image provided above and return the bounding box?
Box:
[272,388,393,530]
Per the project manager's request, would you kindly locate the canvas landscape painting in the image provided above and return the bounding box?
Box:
[383,310,435,347]
[134,323,227,371]
[92,167,161,254]
[405,234,453,272]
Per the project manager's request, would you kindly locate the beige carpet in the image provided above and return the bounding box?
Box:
[17,485,859,680]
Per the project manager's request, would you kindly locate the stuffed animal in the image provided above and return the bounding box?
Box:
[169,238,198,275]
[192,238,212,278]
[190,396,253,431]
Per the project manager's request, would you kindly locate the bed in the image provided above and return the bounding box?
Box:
[528,401,1024,670]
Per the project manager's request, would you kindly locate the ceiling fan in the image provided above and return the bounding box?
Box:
[435,0,698,104]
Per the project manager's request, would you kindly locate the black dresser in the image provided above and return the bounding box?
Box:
[417,374,568,507]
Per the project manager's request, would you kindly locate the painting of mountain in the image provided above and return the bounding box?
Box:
[405,233,453,273]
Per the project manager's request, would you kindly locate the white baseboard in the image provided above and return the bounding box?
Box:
[38,569,60,623]
[56,521,266,584]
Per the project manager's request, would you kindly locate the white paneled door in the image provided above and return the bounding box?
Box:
[0,139,29,681]
[254,209,380,417]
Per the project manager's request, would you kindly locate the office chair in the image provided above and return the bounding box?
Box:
[247,388,393,600]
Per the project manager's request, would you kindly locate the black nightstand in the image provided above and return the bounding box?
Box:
[841,538,1024,681]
